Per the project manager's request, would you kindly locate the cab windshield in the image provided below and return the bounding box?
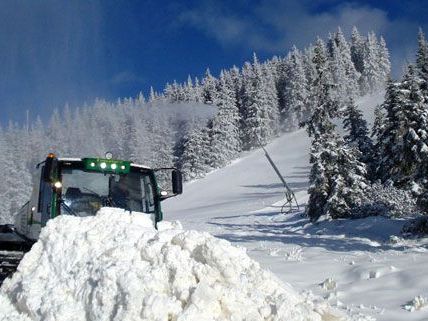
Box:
[60,168,156,216]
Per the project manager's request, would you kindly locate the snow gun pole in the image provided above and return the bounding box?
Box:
[258,140,300,213]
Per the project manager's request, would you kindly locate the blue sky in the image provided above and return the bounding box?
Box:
[0,0,427,125]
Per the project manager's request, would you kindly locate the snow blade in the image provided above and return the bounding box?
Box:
[0,251,24,285]
[0,225,32,285]
[0,225,33,252]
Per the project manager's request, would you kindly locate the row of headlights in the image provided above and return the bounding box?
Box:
[89,162,126,170]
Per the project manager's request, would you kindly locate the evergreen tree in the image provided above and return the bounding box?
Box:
[416,28,428,92]
[202,68,217,104]
[360,32,389,93]
[375,79,406,182]
[351,26,365,75]
[377,36,391,84]
[326,141,368,219]
[149,86,157,102]
[328,28,360,101]
[401,66,428,190]
[210,71,241,168]
[375,68,428,188]
[1,127,32,221]
[282,46,309,129]
[262,61,280,136]
[241,54,278,148]
[343,98,373,167]
[306,118,367,221]
[371,104,386,140]
[180,124,213,180]
[0,130,16,223]
[305,37,339,137]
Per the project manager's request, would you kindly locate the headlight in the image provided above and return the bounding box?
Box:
[100,162,107,169]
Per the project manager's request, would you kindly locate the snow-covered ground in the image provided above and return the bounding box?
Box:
[164,93,428,321]
[1,208,355,321]
[2,92,427,321]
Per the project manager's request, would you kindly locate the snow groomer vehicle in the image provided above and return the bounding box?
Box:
[0,153,183,283]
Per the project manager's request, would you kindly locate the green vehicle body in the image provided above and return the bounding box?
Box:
[1,153,183,251]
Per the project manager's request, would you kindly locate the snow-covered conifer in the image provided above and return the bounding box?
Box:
[202,68,217,104]
[306,124,368,221]
[328,28,360,101]
[416,28,428,84]
[305,38,338,138]
[360,32,389,93]
[210,71,241,168]
[376,68,428,188]
[343,98,373,166]
[351,26,365,75]
[180,124,213,180]
[241,54,278,148]
[282,47,309,129]
[377,36,391,85]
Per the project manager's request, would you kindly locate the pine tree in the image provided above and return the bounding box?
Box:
[210,71,241,168]
[1,126,32,222]
[343,98,373,167]
[0,132,16,223]
[305,38,339,138]
[262,61,280,136]
[401,66,428,190]
[360,32,389,93]
[282,46,309,129]
[371,104,386,140]
[328,28,360,101]
[122,112,148,164]
[375,79,405,182]
[149,86,157,102]
[351,26,365,75]
[202,68,217,104]
[375,68,428,188]
[180,124,213,181]
[377,36,391,85]
[306,39,367,221]
[241,54,277,148]
[326,141,368,219]
[416,29,428,94]
[306,119,368,221]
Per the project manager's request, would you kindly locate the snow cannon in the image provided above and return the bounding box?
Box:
[0,153,183,284]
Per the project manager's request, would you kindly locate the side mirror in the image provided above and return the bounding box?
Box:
[172,170,183,195]
[154,168,183,200]
[42,154,58,183]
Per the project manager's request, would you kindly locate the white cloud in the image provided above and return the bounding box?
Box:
[178,1,428,77]
[110,71,145,85]
[179,1,391,52]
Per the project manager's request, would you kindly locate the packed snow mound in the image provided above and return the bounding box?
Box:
[0,208,344,321]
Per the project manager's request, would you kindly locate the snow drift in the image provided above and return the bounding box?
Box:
[0,208,343,321]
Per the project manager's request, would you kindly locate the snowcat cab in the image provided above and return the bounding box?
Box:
[0,153,182,283]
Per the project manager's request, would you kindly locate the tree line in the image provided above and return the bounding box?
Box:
[0,26,390,223]
[306,29,428,222]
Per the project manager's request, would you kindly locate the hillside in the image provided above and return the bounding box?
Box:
[164,93,428,321]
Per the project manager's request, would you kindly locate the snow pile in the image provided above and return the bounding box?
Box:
[1,208,344,321]
[403,295,428,312]
[0,296,30,321]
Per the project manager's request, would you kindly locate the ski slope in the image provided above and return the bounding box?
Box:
[164,93,428,321]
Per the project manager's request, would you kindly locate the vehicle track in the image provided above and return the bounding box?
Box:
[0,251,24,286]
